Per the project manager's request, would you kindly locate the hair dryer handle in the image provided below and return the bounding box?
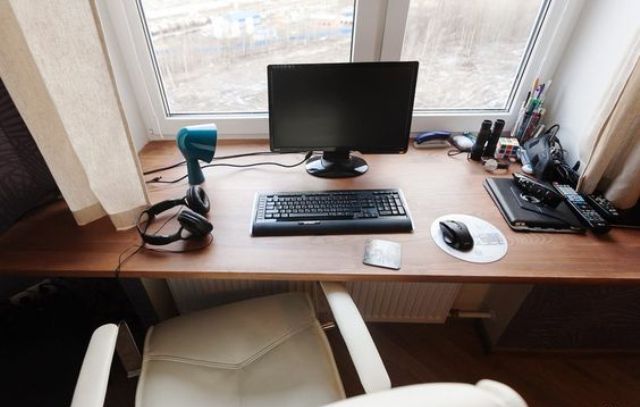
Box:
[186,159,205,185]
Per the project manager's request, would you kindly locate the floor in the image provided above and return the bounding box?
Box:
[325,321,640,407]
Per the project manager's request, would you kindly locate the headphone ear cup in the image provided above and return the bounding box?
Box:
[186,185,210,215]
[178,210,213,238]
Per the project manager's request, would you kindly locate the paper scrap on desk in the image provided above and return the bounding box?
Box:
[363,239,402,270]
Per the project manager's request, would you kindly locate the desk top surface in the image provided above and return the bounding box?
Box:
[1,139,639,283]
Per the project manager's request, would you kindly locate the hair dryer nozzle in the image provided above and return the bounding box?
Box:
[176,124,217,185]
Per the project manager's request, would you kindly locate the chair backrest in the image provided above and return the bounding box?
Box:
[323,380,528,407]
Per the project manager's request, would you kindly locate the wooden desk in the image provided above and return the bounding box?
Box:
[1,140,639,283]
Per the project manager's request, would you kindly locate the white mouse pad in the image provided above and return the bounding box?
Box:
[430,214,508,263]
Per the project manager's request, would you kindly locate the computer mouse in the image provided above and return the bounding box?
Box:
[439,220,474,251]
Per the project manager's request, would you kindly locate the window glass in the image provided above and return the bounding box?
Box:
[139,0,355,114]
[402,0,546,110]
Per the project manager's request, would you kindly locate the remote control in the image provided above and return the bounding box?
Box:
[584,194,621,222]
[553,183,610,234]
[513,172,563,207]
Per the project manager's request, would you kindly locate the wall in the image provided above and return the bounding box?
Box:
[545,0,640,168]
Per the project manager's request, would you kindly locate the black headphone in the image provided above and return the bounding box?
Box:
[137,186,213,245]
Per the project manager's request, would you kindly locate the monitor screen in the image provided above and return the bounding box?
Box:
[268,62,418,153]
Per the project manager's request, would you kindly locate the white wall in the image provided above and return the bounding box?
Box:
[545,0,640,168]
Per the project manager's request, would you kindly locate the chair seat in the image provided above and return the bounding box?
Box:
[135,293,346,407]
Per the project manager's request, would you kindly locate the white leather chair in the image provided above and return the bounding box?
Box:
[71,282,527,407]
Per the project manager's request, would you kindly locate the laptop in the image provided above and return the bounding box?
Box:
[484,177,584,233]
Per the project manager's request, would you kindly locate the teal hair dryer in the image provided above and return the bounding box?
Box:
[176,124,217,185]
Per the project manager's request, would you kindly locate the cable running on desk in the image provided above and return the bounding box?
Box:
[143,151,303,176]
[146,152,313,184]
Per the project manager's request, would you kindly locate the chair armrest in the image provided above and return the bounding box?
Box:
[71,324,119,407]
[320,282,391,394]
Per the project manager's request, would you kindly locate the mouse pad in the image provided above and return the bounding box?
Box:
[430,214,508,263]
[363,239,402,270]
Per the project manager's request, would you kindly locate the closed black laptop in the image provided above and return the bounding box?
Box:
[484,177,584,233]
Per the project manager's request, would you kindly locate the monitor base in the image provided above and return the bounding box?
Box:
[306,151,368,178]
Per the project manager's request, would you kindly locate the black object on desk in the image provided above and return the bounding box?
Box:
[470,120,492,161]
[483,119,505,158]
[439,219,474,251]
[582,193,640,229]
[553,183,610,234]
[268,62,418,178]
[251,189,413,236]
[512,172,563,207]
[484,177,584,233]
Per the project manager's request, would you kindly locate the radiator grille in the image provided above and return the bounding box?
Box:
[167,280,460,323]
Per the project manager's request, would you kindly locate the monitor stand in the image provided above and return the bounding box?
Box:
[305,150,368,178]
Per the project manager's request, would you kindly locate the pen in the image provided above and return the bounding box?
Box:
[531,77,539,97]
[539,79,552,102]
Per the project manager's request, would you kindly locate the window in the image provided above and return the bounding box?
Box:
[402,0,545,111]
[139,0,354,114]
[106,0,579,136]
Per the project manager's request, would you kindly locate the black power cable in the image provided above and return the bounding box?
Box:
[146,152,313,185]
[142,151,293,176]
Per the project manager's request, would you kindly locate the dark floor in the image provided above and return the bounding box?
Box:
[327,321,640,407]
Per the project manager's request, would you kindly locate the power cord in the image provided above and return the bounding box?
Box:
[447,148,466,157]
[115,208,179,276]
[146,152,313,185]
[543,124,580,186]
[142,161,186,176]
[143,151,295,176]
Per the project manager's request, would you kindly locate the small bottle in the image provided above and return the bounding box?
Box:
[470,120,492,161]
[483,119,505,158]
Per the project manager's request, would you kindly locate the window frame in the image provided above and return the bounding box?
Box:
[103,0,583,138]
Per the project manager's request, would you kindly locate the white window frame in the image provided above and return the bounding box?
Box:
[103,0,583,139]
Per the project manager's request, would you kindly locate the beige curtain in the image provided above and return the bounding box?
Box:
[579,42,640,209]
[0,0,149,229]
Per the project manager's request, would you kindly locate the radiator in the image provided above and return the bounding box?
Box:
[167,279,460,323]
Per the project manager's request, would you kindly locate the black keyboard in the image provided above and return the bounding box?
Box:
[251,189,413,236]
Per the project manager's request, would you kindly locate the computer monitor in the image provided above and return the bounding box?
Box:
[268,62,418,178]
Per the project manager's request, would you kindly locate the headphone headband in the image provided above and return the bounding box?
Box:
[144,199,185,217]
[137,186,212,245]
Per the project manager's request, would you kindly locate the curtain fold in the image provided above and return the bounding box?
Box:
[0,0,149,229]
[578,37,640,209]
